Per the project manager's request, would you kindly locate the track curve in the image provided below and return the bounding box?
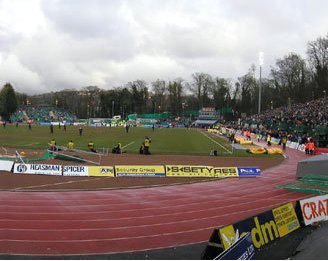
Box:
[0,147,310,256]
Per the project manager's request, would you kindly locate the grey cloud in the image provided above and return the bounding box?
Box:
[0,0,327,94]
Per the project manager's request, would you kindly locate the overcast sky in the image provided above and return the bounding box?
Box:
[0,0,327,94]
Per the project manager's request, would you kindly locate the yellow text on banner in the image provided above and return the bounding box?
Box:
[115,165,165,177]
[272,202,300,237]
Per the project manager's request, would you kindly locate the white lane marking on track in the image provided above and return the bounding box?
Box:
[0,203,288,243]
[13,177,110,190]
[1,189,299,217]
[200,131,232,153]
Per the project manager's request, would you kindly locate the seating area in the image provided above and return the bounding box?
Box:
[232,97,328,147]
[10,106,76,123]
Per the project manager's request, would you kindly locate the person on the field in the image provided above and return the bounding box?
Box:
[256,132,262,142]
[49,138,57,151]
[112,142,122,154]
[266,133,271,146]
[281,133,288,150]
[143,136,151,155]
[308,139,315,155]
[67,140,74,150]
[50,124,54,134]
[88,140,97,153]
[79,126,83,136]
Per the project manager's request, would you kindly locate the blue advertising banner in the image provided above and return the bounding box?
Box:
[238,167,261,177]
[215,232,255,260]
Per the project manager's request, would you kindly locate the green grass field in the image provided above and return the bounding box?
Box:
[0,125,279,157]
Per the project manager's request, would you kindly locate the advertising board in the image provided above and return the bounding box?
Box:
[115,165,165,177]
[219,202,299,250]
[62,166,88,176]
[165,165,215,177]
[88,166,115,177]
[299,195,328,225]
[13,163,62,176]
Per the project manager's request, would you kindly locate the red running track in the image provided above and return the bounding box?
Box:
[0,147,311,256]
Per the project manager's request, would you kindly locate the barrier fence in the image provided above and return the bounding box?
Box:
[201,194,328,260]
[1,160,261,178]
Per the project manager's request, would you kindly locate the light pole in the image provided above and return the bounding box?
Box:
[111,100,114,118]
[258,52,264,115]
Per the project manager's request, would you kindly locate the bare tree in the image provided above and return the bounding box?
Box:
[307,34,328,97]
[271,53,310,104]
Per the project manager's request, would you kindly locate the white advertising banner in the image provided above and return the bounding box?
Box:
[299,195,328,225]
[62,165,88,176]
[14,163,62,176]
[0,160,15,172]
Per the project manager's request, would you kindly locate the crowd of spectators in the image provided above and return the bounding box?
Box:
[10,106,76,123]
[228,97,328,147]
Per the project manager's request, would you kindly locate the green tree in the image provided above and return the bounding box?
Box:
[0,83,18,121]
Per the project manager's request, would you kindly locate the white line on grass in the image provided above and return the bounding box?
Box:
[122,141,135,149]
[200,131,232,154]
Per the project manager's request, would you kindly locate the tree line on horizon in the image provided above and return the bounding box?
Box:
[0,33,327,121]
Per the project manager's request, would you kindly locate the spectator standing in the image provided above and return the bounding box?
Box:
[281,133,288,150]
[267,134,271,146]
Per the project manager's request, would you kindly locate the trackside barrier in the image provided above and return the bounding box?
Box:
[201,202,300,259]
[298,194,328,225]
[0,160,15,172]
[214,232,255,260]
[115,165,165,177]
[202,195,328,259]
[13,163,62,176]
[11,163,261,177]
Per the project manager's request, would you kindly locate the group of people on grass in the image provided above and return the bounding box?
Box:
[48,136,152,155]
[48,138,97,153]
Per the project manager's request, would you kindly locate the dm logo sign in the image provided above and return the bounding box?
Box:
[16,164,28,173]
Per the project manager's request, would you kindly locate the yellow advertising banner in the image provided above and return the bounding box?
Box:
[165,165,215,177]
[88,166,115,177]
[219,224,238,250]
[115,165,165,177]
[212,167,238,177]
[272,202,300,237]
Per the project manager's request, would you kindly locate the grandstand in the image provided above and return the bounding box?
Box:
[10,106,76,123]
[231,97,328,147]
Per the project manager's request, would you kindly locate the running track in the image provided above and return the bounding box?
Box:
[0,147,311,256]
